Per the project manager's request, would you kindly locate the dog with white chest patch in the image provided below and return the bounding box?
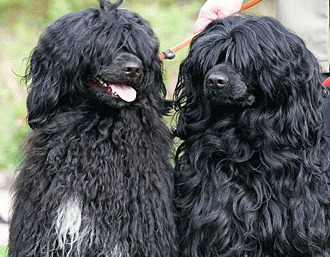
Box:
[9,1,177,256]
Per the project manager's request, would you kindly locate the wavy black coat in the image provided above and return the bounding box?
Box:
[174,16,330,257]
[9,1,177,256]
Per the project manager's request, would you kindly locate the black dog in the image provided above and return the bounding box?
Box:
[174,15,330,257]
[9,1,177,256]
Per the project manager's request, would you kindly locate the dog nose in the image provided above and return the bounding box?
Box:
[206,73,229,89]
[122,62,143,78]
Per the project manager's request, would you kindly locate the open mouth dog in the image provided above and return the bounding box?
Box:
[90,75,137,102]
[9,1,177,256]
[89,51,144,106]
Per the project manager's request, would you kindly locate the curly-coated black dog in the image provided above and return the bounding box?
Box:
[174,15,330,257]
[9,1,177,256]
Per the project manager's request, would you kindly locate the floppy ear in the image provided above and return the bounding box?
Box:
[26,47,64,130]
[143,56,171,115]
[252,17,323,140]
[174,58,212,140]
[25,11,91,130]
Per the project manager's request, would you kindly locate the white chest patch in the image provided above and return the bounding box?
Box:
[54,198,130,257]
[56,198,82,253]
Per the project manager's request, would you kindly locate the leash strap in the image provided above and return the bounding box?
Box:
[323,77,330,88]
[159,0,263,60]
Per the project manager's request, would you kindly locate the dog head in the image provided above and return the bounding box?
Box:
[26,0,165,129]
[174,15,323,139]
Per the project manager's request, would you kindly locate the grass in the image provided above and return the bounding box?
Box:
[0,245,7,257]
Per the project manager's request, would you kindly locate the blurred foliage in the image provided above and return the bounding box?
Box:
[0,245,7,257]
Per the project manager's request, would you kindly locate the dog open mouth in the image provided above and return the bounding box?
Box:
[92,76,137,102]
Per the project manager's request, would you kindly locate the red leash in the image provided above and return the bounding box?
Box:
[159,0,263,60]
[323,77,330,88]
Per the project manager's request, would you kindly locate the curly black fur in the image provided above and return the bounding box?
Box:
[9,1,177,256]
[174,15,330,257]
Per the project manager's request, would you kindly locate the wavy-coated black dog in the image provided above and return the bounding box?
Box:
[9,1,177,256]
[174,15,330,257]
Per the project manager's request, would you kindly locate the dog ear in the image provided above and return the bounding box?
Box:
[25,9,96,130]
[174,60,212,139]
[26,53,64,130]
[25,17,83,130]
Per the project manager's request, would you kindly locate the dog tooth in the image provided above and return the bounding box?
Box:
[96,78,104,85]
[95,76,108,87]
[99,80,107,87]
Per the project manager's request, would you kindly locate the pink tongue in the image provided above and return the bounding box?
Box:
[110,84,137,102]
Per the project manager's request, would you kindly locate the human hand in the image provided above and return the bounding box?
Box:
[194,0,244,33]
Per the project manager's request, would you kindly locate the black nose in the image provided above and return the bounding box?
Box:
[122,61,143,78]
[206,73,229,89]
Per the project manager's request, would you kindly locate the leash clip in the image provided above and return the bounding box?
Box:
[162,49,176,60]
